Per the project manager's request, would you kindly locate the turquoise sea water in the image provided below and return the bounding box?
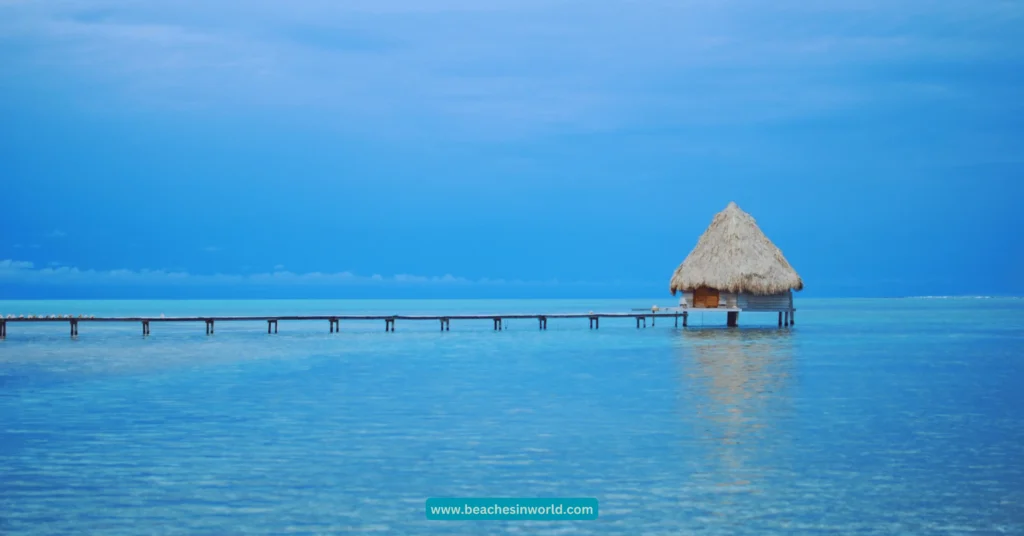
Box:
[1,298,1022,534]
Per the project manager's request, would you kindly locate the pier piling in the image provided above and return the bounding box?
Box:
[2,310,757,339]
[790,311,795,326]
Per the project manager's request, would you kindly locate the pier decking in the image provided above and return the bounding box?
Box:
[0,308,795,339]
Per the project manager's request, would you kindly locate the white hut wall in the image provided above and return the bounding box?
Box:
[679,291,694,307]
[737,290,793,311]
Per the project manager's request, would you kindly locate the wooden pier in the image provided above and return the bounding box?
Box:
[0,309,795,339]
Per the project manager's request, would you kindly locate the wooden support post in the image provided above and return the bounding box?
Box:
[727,311,739,327]
[142,321,150,336]
[683,312,688,327]
[206,319,214,335]
[778,311,783,327]
[784,311,789,326]
[675,313,679,328]
[268,320,273,334]
[70,320,78,338]
[651,315,655,327]
[636,317,640,329]
[642,317,647,328]
[0,320,5,339]
[790,310,795,326]
[538,317,547,330]
[385,318,395,332]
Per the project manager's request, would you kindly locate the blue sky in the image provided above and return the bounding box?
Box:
[1,0,1022,299]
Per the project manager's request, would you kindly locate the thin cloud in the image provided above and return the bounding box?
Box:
[3,0,1019,138]
[0,259,600,287]
[0,260,34,270]
[46,229,67,238]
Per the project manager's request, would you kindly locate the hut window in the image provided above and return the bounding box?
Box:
[693,288,720,308]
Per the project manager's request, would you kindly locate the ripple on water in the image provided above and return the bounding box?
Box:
[1,298,1023,534]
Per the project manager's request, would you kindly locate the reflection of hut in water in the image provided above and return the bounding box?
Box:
[677,329,795,489]
[669,202,803,327]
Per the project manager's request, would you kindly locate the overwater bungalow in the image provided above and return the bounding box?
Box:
[669,202,802,327]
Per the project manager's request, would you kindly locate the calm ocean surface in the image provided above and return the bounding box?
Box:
[1,298,1022,534]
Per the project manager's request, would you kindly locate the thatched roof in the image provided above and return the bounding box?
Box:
[669,202,803,295]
